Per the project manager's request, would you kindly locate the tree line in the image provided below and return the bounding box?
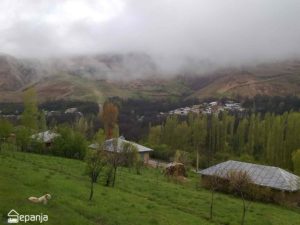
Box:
[243,95,300,114]
[147,112,300,173]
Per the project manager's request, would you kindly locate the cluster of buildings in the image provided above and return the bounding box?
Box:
[45,107,83,117]
[0,107,83,120]
[163,101,245,116]
[31,131,153,164]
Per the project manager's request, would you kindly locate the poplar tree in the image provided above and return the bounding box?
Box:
[162,116,178,148]
[101,101,119,139]
[246,114,255,155]
[292,149,300,175]
[190,115,207,171]
[21,88,39,131]
[0,119,13,144]
[148,125,162,146]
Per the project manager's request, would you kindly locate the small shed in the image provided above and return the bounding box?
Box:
[198,160,300,204]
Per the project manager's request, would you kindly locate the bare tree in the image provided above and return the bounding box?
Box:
[103,125,122,187]
[108,138,123,187]
[203,173,223,220]
[226,170,253,225]
[132,148,144,175]
[85,150,106,200]
[120,142,135,168]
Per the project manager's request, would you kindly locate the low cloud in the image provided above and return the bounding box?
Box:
[1,0,300,70]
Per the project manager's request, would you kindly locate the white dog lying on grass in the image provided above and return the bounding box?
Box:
[28,194,51,204]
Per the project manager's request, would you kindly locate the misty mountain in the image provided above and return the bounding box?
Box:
[53,53,158,80]
[0,53,300,102]
[0,54,38,91]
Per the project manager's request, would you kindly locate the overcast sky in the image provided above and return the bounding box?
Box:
[1,0,300,66]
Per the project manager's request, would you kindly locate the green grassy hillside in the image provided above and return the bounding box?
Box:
[0,151,299,225]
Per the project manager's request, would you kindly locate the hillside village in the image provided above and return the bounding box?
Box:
[161,101,245,116]
[1,1,300,225]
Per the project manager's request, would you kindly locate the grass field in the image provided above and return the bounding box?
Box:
[0,151,299,225]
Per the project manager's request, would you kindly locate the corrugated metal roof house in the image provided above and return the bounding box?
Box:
[199,160,300,192]
[199,160,300,204]
[89,137,153,163]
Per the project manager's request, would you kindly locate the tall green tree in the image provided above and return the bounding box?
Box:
[75,117,89,136]
[15,126,31,151]
[292,149,300,175]
[38,111,47,131]
[0,119,13,144]
[162,116,178,148]
[174,121,190,151]
[190,115,207,171]
[21,88,39,130]
[148,125,162,146]
[52,126,87,159]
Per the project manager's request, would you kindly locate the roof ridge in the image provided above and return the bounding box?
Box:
[277,167,299,181]
[274,168,300,191]
[227,160,283,170]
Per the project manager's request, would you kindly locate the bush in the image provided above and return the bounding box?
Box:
[238,154,255,163]
[14,126,31,152]
[51,126,87,159]
[28,139,46,154]
[0,142,18,153]
[149,144,173,161]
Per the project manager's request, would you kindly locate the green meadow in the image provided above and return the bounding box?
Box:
[0,151,299,225]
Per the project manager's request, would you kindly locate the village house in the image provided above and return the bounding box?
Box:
[89,136,153,164]
[31,130,60,147]
[199,160,300,204]
[64,107,83,116]
[64,107,78,114]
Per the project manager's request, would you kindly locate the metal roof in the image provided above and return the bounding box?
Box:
[88,143,99,149]
[89,137,153,153]
[198,160,300,192]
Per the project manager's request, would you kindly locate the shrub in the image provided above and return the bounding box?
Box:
[149,144,172,161]
[0,142,18,153]
[51,126,87,159]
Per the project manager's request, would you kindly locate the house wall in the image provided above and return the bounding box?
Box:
[201,175,300,206]
[272,190,300,206]
[101,150,150,164]
[140,152,150,164]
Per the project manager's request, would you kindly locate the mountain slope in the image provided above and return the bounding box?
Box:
[0,54,300,102]
[0,55,37,91]
[184,60,300,99]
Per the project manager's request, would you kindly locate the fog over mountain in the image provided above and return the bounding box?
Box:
[0,0,300,74]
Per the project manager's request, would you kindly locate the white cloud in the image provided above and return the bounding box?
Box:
[0,0,299,66]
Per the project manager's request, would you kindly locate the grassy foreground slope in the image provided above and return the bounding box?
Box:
[0,151,299,225]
